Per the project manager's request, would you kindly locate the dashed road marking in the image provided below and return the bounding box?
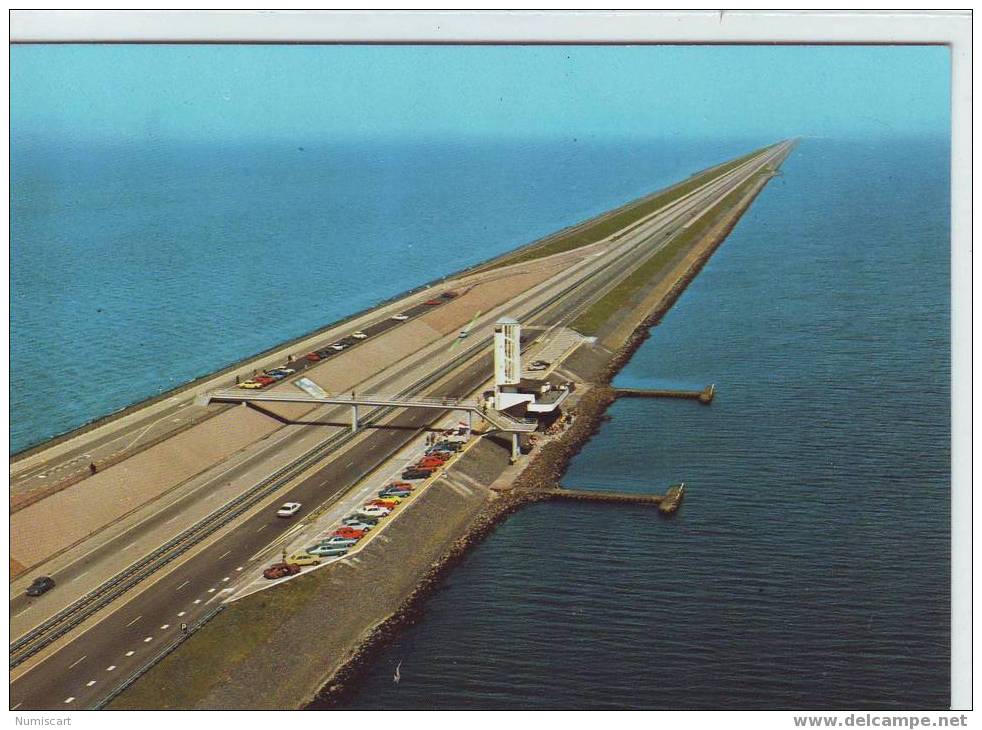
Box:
[256,525,268,533]
[236,566,243,571]
[194,599,202,604]
[64,697,75,704]
[160,624,170,630]
[106,665,116,672]
[207,588,216,593]
[86,681,96,687]
[68,655,86,669]
[126,615,142,627]
[176,580,189,590]
[221,577,229,582]
[143,637,153,643]
[14,607,31,618]
[218,550,231,560]
[11,702,22,710]
[177,611,186,617]
[125,651,135,657]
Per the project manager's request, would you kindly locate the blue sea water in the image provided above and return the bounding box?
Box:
[11,136,763,453]
[332,138,951,710]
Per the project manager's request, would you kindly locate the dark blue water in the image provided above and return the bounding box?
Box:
[336,138,951,709]
[10,136,765,453]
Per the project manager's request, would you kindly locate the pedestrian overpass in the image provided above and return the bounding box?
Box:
[201,389,539,434]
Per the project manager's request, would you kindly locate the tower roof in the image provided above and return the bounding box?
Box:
[496,316,520,325]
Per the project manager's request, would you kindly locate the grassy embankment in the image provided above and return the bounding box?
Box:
[571,167,771,336]
[479,144,772,272]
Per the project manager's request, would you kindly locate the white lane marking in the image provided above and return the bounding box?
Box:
[106,665,116,672]
[11,703,22,710]
[143,637,153,643]
[86,681,96,687]
[218,550,231,560]
[160,624,170,630]
[256,524,268,533]
[221,577,229,582]
[207,588,216,593]
[345,460,354,467]
[124,541,139,550]
[126,615,142,627]
[177,611,186,617]
[125,651,135,657]
[236,566,243,571]
[72,569,91,581]
[68,655,87,669]
[14,607,31,618]
[176,580,189,591]
[194,599,202,604]
[165,515,180,524]
[64,697,75,704]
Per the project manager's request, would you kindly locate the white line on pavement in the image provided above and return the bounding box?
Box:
[64,697,75,704]
[67,656,86,669]
[176,580,189,591]
[125,615,142,627]
[218,550,231,560]
[160,624,170,630]
[193,599,201,604]
[106,665,116,672]
[125,651,135,657]
[143,637,153,643]
[177,611,186,617]
[86,681,96,687]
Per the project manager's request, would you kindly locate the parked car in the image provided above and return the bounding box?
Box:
[286,552,322,566]
[368,498,401,509]
[352,331,368,339]
[340,520,376,532]
[357,505,392,518]
[276,502,302,518]
[330,343,346,351]
[440,291,459,300]
[238,380,263,389]
[263,563,301,580]
[391,314,409,321]
[431,441,463,452]
[402,469,433,480]
[416,459,446,470]
[275,367,296,375]
[332,527,367,539]
[264,371,287,380]
[308,544,349,558]
[254,375,276,386]
[387,481,414,491]
[343,515,379,527]
[26,576,55,597]
[379,487,412,498]
[305,352,322,362]
[318,536,358,547]
[528,360,550,371]
[424,299,442,305]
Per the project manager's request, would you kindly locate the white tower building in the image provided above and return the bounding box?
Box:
[493,317,521,387]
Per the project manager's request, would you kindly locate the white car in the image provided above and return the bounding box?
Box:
[351,331,368,339]
[357,505,392,518]
[276,502,302,518]
[330,343,346,351]
[391,314,409,321]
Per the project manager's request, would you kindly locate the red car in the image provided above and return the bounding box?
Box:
[416,458,446,469]
[369,499,400,509]
[387,482,414,491]
[254,375,276,386]
[424,299,442,305]
[263,562,301,580]
[333,528,367,539]
[306,352,322,362]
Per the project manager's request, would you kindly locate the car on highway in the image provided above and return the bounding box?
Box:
[352,331,368,339]
[263,563,301,580]
[286,552,322,566]
[528,360,550,371]
[458,331,469,339]
[402,468,433,480]
[307,545,349,558]
[330,343,346,351]
[26,576,55,597]
[276,502,302,518]
[357,505,392,518]
[305,352,322,362]
[391,313,409,321]
[238,380,264,389]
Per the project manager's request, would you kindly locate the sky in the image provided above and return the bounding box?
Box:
[10,44,950,145]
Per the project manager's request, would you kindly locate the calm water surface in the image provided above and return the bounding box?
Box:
[332,138,950,710]
[11,137,761,453]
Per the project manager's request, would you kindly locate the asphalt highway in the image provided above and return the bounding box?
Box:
[9,141,793,709]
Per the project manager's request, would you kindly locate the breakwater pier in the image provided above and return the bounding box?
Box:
[614,383,715,404]
[542,482,685,514]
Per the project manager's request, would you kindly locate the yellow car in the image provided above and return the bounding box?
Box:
[238,381,263,389]
[286,552,322,566]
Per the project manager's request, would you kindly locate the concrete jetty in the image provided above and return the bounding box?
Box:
[614,383,715,404]
[542,482,685,514]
